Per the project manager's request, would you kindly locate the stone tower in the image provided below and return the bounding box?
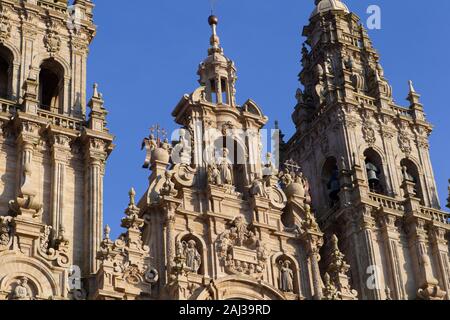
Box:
[0,0,113,300]
[286,0,450,300]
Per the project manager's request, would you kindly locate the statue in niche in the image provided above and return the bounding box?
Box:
[11,277,32,300]
[232,217,248,247]
[175,239,201,274]
[325,54,334,75]
[184,240,201,273]
[279,260,294,293]
[402,166,415,182]
[217,148,233,186]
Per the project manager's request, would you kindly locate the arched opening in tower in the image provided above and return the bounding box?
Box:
[400,158,424,202]
[39,59,64,112]
[0,45,13,100]
[322,156,340,208]
[364,148,385,195]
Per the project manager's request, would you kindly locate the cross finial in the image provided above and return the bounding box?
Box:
[284,159,301,173]
[150,124,167,145]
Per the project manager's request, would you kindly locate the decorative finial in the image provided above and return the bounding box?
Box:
[331,234,339,250]
[129,187,136,206]
[208,15,218,26]
[408,80,416,94]
[93,83,99,98]
[208,15,220,49]
[104,224,111,240]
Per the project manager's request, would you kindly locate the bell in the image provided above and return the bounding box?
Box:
[327,169,341,199]
[366,162,379,184]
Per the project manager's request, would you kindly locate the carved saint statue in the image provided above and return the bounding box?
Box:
[12,277,32,300]
[217,148,233,186]
[207,160,221,186]
[233,217,248,247]
[184,240,201,273]
[279,260,294,293]
[179,129,192,155]
[250,175,268,198]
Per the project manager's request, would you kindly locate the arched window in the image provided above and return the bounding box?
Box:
[0,45,13,100]
[400,159,423,201]
[322,157,340,208]
[39,59,64,112]
[364,148,385,194]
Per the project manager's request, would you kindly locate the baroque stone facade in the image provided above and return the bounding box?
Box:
[0,0,448,301]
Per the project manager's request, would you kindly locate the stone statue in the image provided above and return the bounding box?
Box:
[0,216,12,247]
[263,152,275,176]
[295,88,304,104]
[207,160,221,186]
[184,240,201,273]
[104,224,111,240]
[217,148,233,186]
[12,277,32,300]
[179,129,192,156]
[279,260,294,293]
[142,134,158,168]
[250,175,268,198]
[279,170,293,187]
[402,166,414,182]
[233,217,248,247]
[161,171,176,196]
[161,138,171,152]
[175,240,185,260]
[40,225,52,253]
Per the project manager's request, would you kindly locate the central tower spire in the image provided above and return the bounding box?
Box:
[198,15,237,107]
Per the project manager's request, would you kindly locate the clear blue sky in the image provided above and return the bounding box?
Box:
[86,0,450,235]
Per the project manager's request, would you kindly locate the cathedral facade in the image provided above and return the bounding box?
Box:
[0,0,449,301]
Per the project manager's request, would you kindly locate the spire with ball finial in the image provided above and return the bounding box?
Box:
[208,15,221,54]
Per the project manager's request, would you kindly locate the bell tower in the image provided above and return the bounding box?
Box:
[286,0,450,300]
[0,0,114,300]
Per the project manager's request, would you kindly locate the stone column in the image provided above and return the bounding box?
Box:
[84,139,106,274]
[50,134,71,237]
[357,205,382,300]
[11,62,20,101]
[216,76,222,104]
[405,216,445,300]
[165,212,176,274]
[303,233,323,300]
[16,121,40,189]
[379,212,405,299]
[429,226,450,300]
